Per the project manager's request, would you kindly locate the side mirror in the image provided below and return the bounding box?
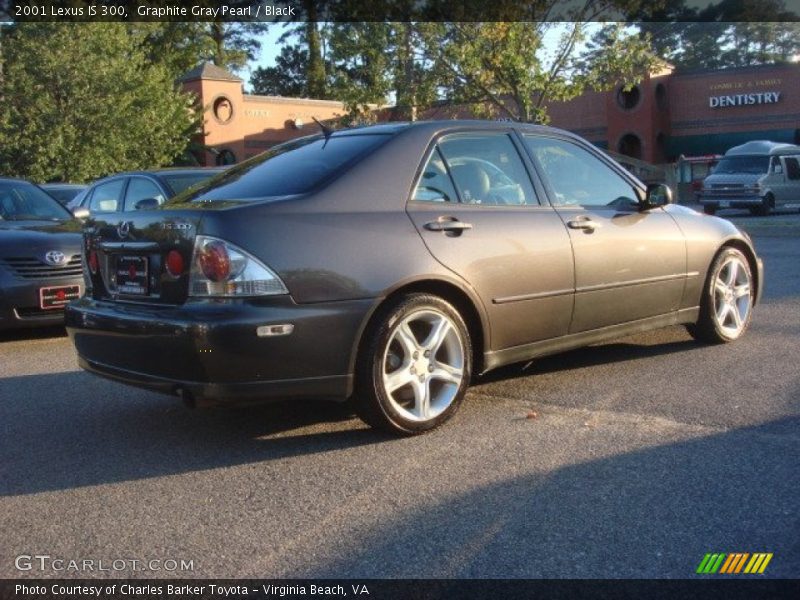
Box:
[774,164,783,175]
[134,197,160,210]
[642,183,673,209]
[72,207,90,220]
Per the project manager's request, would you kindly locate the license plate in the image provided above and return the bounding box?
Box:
[116,255,149,296]
[719,201,730,208]
[39,284,81,310]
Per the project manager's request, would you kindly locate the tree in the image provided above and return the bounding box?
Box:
[435,21,658,123]
[251,45,309,96]
[262,1,332,99]
[206,22,269,73]
[130,22,217,80]
[0,23,198,183]
[640,0,800,70]
[130,21,268,78]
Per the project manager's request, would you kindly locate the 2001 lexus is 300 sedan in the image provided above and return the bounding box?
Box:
[66,121,763,434]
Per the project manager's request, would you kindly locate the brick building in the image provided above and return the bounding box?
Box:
[545,62,800,163]
[178,63,346,166]
[180,61,799,167]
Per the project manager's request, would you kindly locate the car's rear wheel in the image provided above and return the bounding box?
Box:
[355,294,472,435]
[687,247,754,343]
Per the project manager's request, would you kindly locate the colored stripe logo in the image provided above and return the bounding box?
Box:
[696,552,773,574]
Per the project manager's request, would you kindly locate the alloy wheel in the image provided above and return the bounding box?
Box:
[381,309,465,422]
[712,254,752,338]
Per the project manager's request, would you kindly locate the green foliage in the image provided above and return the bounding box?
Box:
[251,45,310,97]
[437,22,658,123]
[640,1,800,70]
[0,23,198,183]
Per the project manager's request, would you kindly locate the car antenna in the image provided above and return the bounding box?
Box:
[312,117,334,147]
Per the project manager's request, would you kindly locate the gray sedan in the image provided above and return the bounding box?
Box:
[66,121,762,435]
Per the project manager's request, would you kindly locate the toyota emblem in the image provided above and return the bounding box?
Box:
[44,250,67,266]
[117,221,131,239]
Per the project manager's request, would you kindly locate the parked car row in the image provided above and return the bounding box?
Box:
[0,168,223,331]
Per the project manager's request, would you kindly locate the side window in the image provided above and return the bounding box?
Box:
[89,179,126,213]
[524,136,639,209]
[783,156,800,180]
[438,133,538,205]
[412,148,458,202]
[124,177,166,211]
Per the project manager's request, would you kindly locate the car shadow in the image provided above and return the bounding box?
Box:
[0,370,394,496]
[477,335,698,385]
[2,329,710,497]
[0,325,67,343]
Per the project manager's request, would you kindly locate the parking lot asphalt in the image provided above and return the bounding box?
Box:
[1,209,798,579]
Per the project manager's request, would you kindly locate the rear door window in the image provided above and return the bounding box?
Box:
[412,148,459,202]
[437,133,539,205]
[124,177,166,211]
[89,179,126,213]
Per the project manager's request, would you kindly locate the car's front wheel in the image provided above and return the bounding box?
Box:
[687,247,754,343]
[355,294,472,435]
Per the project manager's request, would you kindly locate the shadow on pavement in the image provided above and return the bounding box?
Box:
[0,370,394,496]
[296,416,800,578]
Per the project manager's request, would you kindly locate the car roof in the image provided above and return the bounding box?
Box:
[0,177,37,185]
[98,167,227,178]
[328,119,580,141]
[40,183,87,189]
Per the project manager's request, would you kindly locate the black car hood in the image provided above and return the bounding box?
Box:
[0,219,83,259]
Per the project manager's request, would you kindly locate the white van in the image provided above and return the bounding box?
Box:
[699,140,800,215]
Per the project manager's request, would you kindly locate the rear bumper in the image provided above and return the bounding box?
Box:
[699,195,762,208]
[0,273,82,330]
[66,295,373,404]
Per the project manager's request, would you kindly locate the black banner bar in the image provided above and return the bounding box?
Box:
[2,579,800,600]
[3,0,800,23]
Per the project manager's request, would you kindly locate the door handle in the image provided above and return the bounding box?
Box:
[567,218,601,232]
[424,218,474,232]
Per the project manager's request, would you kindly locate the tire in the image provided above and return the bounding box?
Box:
[687,247,754,344]
[703,205,717,215]
[753,193,774,216]
[354,293,472,435]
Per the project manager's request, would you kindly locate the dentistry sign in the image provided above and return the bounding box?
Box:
[708,78,783,108]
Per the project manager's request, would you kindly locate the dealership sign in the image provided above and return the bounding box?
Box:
[709,91,781,108]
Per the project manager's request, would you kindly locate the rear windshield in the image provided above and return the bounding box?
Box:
[713,156,770,175]
[161,173,220,195]
[169,134,391,203]
[0,181,71,221]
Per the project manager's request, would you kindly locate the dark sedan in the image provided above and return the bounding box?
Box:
[1,178,83,330]
[40,183,87,207]
[71,167,227,214]
[66,121,763,434]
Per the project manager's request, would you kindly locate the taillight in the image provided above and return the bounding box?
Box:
[88,250,99,275]
[196,240,229,281]
[166,250,185,277]
[188,236,287,297]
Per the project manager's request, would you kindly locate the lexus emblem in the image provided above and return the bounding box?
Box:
[44,250,67,266]
[117,221,131,239]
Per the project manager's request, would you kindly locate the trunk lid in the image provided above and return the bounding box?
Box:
[86,211,201,305]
